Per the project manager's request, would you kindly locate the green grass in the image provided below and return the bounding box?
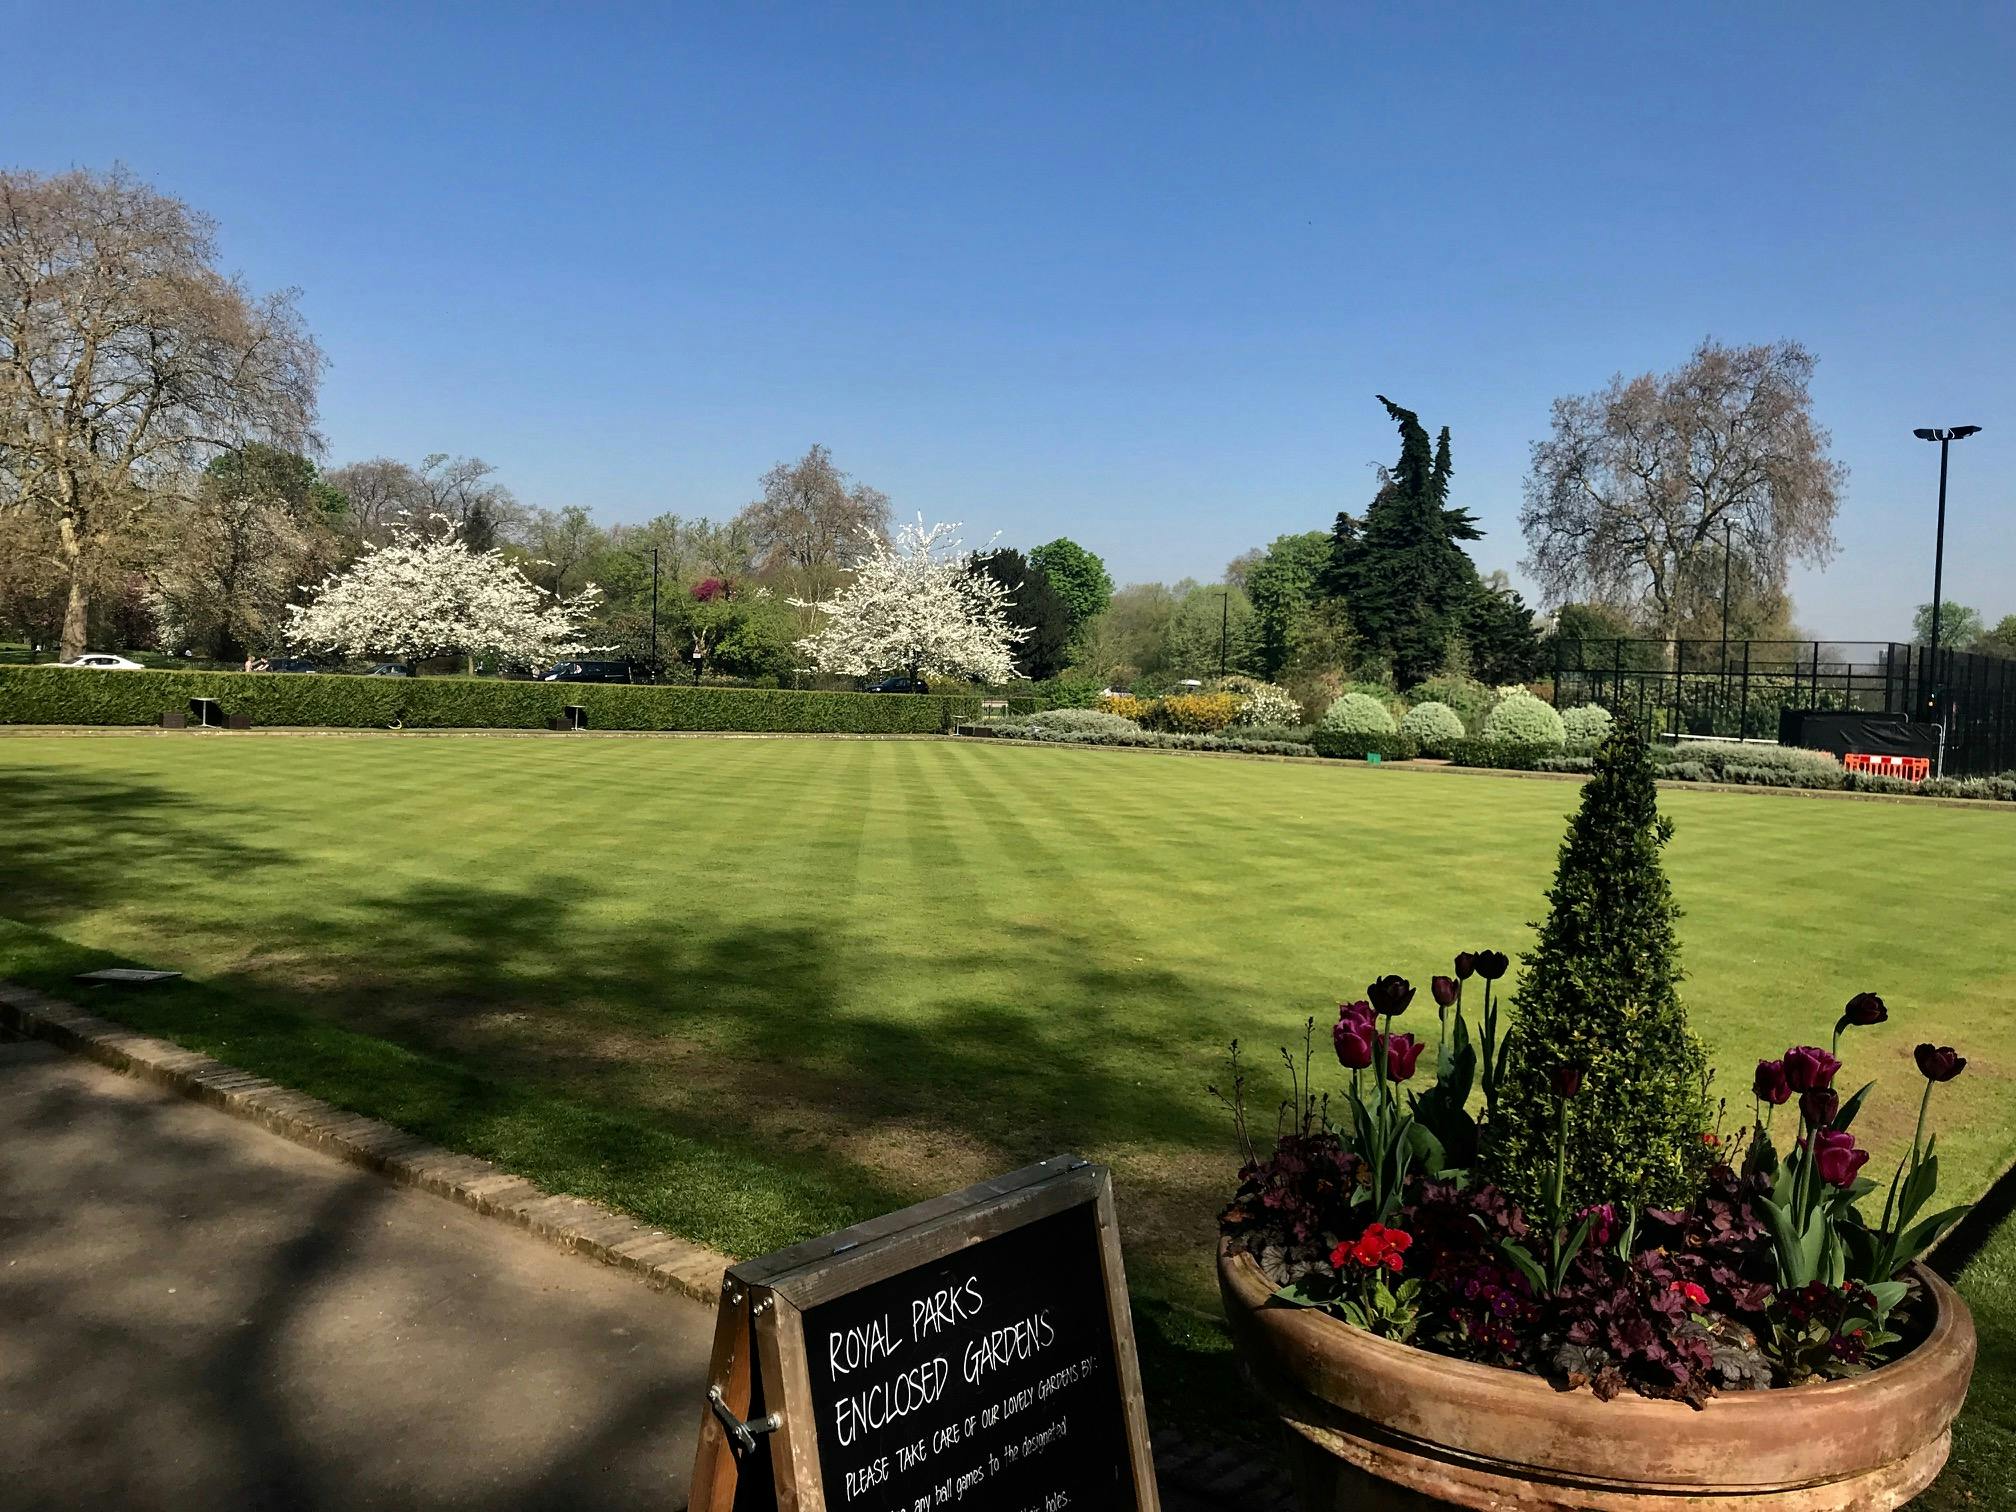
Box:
[5,731,2014,1449]
[1923,1213,2016,1509]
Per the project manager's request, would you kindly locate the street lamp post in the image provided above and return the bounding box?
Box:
[625,545,662,680]
[1911,425,1982,723]
[1719,518,1734,732]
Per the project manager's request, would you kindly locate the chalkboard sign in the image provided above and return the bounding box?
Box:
[688,1157,1160,1512]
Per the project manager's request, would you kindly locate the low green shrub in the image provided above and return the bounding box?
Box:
[1656,739,1843,783]
[1024,708,1141,736]
[1311,728,1419,761]
[1033,674,1103,709]
[0,666,982,734]
[1481,689,1566,749]
[1559,703,1615,751]
[1443,737,1558,771]
[1319,691,1397,735]
[1237,723,1315,745]
[1398,700,1465,753]
[958,724,1315,757]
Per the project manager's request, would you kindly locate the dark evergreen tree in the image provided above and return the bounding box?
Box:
[1465,582,1544,684]
[1484,731,1711,1213]
[1324,397,1486,687]
[969,549,1071,680]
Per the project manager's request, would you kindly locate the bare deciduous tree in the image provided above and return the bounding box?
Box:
[1519,339,1845,644]
[325,457,424,542]
[737,445,891,613]
[0,167,323,658]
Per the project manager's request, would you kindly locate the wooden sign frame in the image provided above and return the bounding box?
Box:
[689,1155,1160,1512]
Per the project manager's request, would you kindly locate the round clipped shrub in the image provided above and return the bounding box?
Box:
[1560,702,1615,751]
[1319,691,1397,735]
[1482,689,1565,749]
[1406,674,1493,735]
[1025,707,1140,736]
[1398,700,1465,750]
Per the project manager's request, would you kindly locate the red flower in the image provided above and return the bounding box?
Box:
[1752,1058,1792,1105]
[1840,992,1888,1027]
[1336,1222,1414,1273]
[1810,1129,1870,1189]
[1474,951,1509,981]
[1669,1280,1709,1309]
[1914,1044,1967,1083]
[1383,1032,1425,1081]
[1782,1045,1840,1093]
[1799,1086,1839,1129]
[1367,975,1415,1018]
[1548,1063,1586,1100]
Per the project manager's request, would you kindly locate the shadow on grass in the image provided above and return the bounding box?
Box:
[3,762,1268,1440]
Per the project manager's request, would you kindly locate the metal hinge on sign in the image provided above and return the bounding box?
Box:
[707,1384,782,1458]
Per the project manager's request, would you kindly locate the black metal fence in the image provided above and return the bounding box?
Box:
[1551,639,2016,777]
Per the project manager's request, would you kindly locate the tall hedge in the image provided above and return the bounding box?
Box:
[1484,729,1710,1213]
[0,667,981,734]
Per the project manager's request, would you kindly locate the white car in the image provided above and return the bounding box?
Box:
[59,653,145,670]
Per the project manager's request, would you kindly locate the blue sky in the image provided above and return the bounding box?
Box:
[6,2,2011,638]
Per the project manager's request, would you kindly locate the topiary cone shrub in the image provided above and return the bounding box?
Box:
[1484,728,1710,1214]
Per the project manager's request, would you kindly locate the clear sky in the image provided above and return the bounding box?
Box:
[6,2,2011,639]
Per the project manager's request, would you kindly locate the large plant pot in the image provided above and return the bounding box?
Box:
[1219,1242,1975,1510]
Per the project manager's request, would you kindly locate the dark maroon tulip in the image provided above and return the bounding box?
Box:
[1811,1128,1869,1188]
[1431,975,1459,1009]
[1799,1086,1839,1129]
[1333,1017,1374,1071]
[1474,951,1509,981]
[1782,1045,1840,1093]
[1548,1063,1586,1100]
[1454,952,1477,981]
[1841,992,1888,1027]
[1753,1059,1792,1106]
[1383,1032,1425,1081]
[1367,975,1415,1018]
[1915,1044,1967,1082]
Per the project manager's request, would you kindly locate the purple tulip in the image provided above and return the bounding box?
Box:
[1384,1032,1425,1081]
[1799,1086,1839,1129]
[1334,1017,1375,1071]
[1914,1044,1967,1083]
[1810,1128,1869,1189]
[1474,951,1509,982]
[1367,975,1415,1018]
[1454,952,1477,981]
[1753,1059,1792,1106]
[1782,1045,1840,1094]
[1841,992,1888,1027]
[1431,975,1459,1009]
[1548,1063,1586,1100]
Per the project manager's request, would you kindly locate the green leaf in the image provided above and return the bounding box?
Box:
[1498,1238,1548,1296]
[1833,1080,1875,1133]
[1900,1204,1973,1260]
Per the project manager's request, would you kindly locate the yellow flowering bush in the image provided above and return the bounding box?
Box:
[1155,692,1240,733]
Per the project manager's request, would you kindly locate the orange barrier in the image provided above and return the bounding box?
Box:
[1844,752,1930,782]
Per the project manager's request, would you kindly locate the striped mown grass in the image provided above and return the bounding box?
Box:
[4,731,2013,1414]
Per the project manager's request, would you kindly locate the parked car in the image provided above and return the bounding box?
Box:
[364,663,413,677]
[863,674,929,694]
[58,653,144,670]
[540,659,637,684]
[266,657,320,673]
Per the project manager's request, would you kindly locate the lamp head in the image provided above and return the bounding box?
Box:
[1915,425,1982,442]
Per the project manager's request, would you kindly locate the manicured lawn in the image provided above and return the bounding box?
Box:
[1924,1212,2016,1509]
[4,731,2013,1437]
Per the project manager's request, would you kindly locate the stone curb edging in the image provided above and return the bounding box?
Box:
[0,979,1291,1505]
[0,981,732,1305]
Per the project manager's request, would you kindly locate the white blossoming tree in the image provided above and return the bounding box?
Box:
[285,519,601,672]
[792,518,1029,684]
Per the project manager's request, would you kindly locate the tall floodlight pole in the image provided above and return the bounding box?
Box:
[1911,425,1981,720]
[1719,518,1734,732]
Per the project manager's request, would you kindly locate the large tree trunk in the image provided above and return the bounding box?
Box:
[59,557,90,661]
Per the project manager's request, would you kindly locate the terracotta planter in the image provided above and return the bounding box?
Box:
[1219,1242,1975,1510]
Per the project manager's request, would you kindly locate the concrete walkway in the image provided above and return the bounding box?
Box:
[0,1039,716,1511]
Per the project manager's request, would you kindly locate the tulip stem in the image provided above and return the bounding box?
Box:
[1909,1079,1934,1172]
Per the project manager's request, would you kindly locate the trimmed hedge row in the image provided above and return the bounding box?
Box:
[0,667,982,734]
[1442,738,1561,771]
[1310,729,1419,761]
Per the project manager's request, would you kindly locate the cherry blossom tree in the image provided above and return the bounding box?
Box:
[285,519,600,671]
[792,518,1029,684]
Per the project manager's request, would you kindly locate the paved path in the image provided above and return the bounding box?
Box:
[0,1039,716,1511]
